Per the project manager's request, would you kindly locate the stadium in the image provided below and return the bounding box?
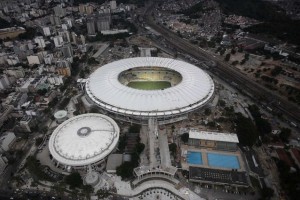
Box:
[48,113,120,172]
[85,57,215,124]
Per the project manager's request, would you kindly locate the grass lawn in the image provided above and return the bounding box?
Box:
[127,81,171,90]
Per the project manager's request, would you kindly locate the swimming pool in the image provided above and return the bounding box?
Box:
[187,151,203,165]
[207,153,240,169]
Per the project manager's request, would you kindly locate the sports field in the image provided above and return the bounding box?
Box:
[127,81,171,90]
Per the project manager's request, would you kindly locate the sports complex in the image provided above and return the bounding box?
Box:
[85,57,215,124]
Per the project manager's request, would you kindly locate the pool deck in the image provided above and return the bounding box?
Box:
[181,145,246,171]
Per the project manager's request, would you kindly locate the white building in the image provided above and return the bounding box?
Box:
[34,36,46,48]
[54,5,66,17]
[27,55,41,65]
[48,114,120,172]
[0,74,10,90]
[5,67,25,78]
[42,26,51,36]
[0,132,16,152]
[53,36,64,47]
[44,54,54,65]
[6,55,20,65]
[0,155,8,174]
[110,1,117,10]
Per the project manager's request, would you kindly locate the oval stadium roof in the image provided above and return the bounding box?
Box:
[86,57,214,117]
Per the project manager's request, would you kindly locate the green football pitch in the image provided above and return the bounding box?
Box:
[127,81,171,90]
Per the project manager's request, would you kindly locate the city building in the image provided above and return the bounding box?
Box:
[42,26,51,36]
[0,155,8,174]
[53,5,66,17]
[96,14,111,32]
[87,19,96,36]
[53,36,64,48]
[188,130,239,151]
[48,113,120,172]
[0,74,10,90]
[4,67,25,78]
[34,36,46,48]
[110,0,117,10]
[0,132,16,152]
[27,55,42,65]
[19,115,35,132]
[61,44,73,58]
[54,110,68,124]
[85,57,215,124]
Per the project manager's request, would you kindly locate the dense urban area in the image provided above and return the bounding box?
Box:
[0,0,300,200]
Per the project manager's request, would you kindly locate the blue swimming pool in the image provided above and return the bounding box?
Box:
[207,153,240,169]
[187,151,203,165]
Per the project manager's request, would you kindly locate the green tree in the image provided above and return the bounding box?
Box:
[129,124,141,133]
[37,88,48,96]
[235,113,258,146]
[116,162,134,179]
[204,108,211,115]
[279,127,291,142]
[134,143,145,154]
[169,143,177,156]
[35,138,43,146]
[225,53,231,61]
[181,133,189,144]
[65,172,83,188]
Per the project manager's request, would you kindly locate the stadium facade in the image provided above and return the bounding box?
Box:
[85,57,215,124]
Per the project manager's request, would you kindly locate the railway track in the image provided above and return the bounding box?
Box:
[142,3,300,124]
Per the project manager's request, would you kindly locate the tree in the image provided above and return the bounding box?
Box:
[134,143,145,154]
[128,124,141,133]
[231,48,236,54]
[35,138,43,146]
[116,162,134,179]
[235,113,259,146]
[271,66,282,76]
[219,100,226,107]
[204,108,211,116]
[169,143,177,156]
[279,128,291,142]
[261,187,274,200]
[37,88,48,96]
[225,53,231,61]
[181,133,189,144]
[65,172,83,188]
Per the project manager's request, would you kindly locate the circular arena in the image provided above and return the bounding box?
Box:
[48,113,119,171]
[85,57,215,124]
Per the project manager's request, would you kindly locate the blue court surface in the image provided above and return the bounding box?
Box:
[187,151,203,165]
[207,153,240,169]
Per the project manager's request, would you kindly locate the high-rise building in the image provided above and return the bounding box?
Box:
[54,5,66,17]
[50,15,62,26]
[87,19,96,36]
[110,1,117,10]
[34,36,46,48]
[61,45,73,58]
[96,14,111,31]
[71,32,77,44]
[59,30,71,43]
[53,36,64,47]
[0,155,8,174]
[42,27,51,36]
[0,74,10,90]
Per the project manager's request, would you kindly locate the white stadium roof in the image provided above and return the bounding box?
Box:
[86,57,215,117]
[48,113,120,166]
[189,130,239,143]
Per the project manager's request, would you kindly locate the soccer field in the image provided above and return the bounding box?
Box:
[127,81,171,90]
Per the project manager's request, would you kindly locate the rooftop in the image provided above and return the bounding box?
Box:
[48,113,120,166]
[189,130,239,143]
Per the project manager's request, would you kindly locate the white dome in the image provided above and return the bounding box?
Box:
[48,113,119,166]
[86,57,214,117]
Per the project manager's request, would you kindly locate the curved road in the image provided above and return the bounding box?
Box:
[143,2,300,125]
